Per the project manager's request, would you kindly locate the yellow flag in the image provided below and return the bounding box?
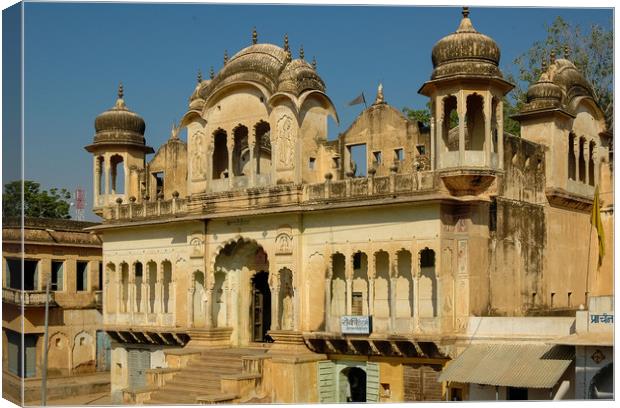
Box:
[591,185,605,267]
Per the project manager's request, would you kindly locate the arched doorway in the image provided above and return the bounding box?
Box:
[251,271,271,342]
[339,367,367,402]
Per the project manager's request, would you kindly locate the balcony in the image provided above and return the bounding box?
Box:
[2,288,56,307]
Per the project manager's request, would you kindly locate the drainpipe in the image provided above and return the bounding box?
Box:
[553,380,570,400]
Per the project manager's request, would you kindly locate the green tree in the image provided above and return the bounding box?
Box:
[3,180,72,219]
[403,102,458,129]
[507,16,613,129]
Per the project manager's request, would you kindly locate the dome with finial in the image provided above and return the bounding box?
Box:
[524,66,562,111]
[92,83,148,149]
[430,7,503,80]
[195,32,326,101]
[277,58,325,94]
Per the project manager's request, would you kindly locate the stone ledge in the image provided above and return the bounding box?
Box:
[196,393,239,404]
[220,373,262,381]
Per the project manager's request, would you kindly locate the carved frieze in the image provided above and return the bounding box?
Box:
[191,131,206,181]
[276,115,295,170]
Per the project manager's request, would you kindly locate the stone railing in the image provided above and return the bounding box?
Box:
[103,171,436,221]
[2,287,56,307]
[106,197,188,221]
[305,171,435,202]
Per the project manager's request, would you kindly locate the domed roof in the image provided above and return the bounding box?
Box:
[430,7,502,80]
[546,57,595,105]
[193,37,326,104]
[277,58,325,94]
[520,51,598,115]
[198,43,290,99]
[87,84,152,153]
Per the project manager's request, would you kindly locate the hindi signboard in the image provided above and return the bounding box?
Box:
[340,315,372,334]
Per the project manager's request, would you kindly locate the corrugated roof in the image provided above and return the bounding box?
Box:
[438,343,574,388]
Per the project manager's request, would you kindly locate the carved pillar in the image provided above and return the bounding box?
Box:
[104,156,111,202]
[368,252,376,317]
[497,99,504,170]
[324,254,333,332]
[249,130,256,185]
[574,137,580,182]
[227,134,234,188]
[128,265,135,319]
[345,253,353,316]
[584,141,591,186]
[270,269,281,331]
[140,280,148,315]
[484,93,492,167]
[124,159,130,197]
[188,285,195,328]
[458,91,466,166]
[156,264,164,325]
[115,265,122,317]
[205,287,214,329]
[389,252,397,333]
[93,157,101,206]
[435,97,444,169]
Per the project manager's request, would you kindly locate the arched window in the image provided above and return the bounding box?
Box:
[212,129,228,179]
[568,133,576,180]
[578,137,586,183]
[109,154,125,194]
[254,121,271,175]
[96,156,104,195]
[351,252,368,316]
[147,261,157,313]
[442,95,458,152]
[162,261,172,314]
[589,141,596,186]
[134,262,143,313]
[120,262,129,313]
[419,248,437,318]
[465,93,484,151]
[232,124,249,176]
[330,253,346,319]
[491,97,499,153]
[373,251,390,331]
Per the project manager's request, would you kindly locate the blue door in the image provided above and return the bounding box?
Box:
[96,331,111,371]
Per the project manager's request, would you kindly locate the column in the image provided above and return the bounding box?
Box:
[484,93,492,167]
[249,130,256,185]
[584,141,590,186]
[574,137,580,182]
[368,253,376,316]
[188,286,195,328]
[435,97,444,169]
[458,91,466,166]
[124,158,130,197]
[128,265,135,319]
[140,280,148,315]
[345,253,353,315]
[413,274,420,332]
[227,134,234,188]
[156,264,164,325]
[270,269,281,331]
[324,254,333,332]
[205,287,214,329]
[93,157,101,206]
[497,100,504,170]
[104,156,111,203]
[389,252,397,333]
[116,266,122,316]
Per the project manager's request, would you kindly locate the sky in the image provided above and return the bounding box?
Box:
[1,1,613,220]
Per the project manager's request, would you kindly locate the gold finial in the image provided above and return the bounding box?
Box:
[210,66,215,80]
[312,56,317,70]
[224,49,228,65]
[542,57,547,71]
[462,6,470,18]
[299,45,304,60]
[197,69,202,83]
[171,121,179,140]
[564,45,570,59]
[550,49,556,63]
[252,27,258,45]
[118,82,124,99]
[284,33,289,51]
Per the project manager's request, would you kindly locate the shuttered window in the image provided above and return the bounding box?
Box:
[127,349,151,390]
[366,362,380,402]
[317,360,337,402]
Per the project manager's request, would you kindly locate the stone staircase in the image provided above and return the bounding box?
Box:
[145,348,267,405]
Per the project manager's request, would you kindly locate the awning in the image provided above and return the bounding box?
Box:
[547,332,613,347]
[438,343,574,388]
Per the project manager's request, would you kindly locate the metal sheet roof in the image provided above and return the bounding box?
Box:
[438,343,574,388]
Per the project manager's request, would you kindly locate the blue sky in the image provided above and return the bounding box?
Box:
[2,2,613,220]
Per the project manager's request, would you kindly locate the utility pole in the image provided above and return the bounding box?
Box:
[41,273,51,405]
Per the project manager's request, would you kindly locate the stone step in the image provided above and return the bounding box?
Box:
[162,382,221,395]
[166,377,221,388]
[147,390,197,404]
